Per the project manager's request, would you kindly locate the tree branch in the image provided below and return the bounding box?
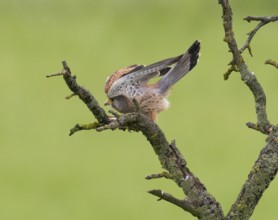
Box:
[145,171,172,180]
[61,61,111,125]
[227,135,278,219]
[219,0,278,219]
[148,189,198,217]
[239,16,278,55]
[219,0,272,133]
[48,61,224,219]
[48,3,277,218]
[265,59,278,69]
[244,15,278,22]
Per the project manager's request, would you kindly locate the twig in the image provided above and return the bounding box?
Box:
[46,72,64,78]
[265,59,278,69]
[65,93,76,100]
[148,189,198,217]
[69,122,100,136]
[239,16,278,56]
[246,122,259,131]
[246,122,272,135]
[223,64,238,80]
[145,172,172,180]
[244,16,278,22]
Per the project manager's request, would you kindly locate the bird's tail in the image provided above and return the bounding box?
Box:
[156,40,200,94]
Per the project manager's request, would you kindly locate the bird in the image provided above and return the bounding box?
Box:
[104,40,200,121]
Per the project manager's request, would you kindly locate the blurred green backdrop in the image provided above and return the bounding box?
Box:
[0,0,277,219]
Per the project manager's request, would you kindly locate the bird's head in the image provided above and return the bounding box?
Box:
[104,95,131,114]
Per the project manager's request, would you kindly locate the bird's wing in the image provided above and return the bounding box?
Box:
[104,64,145,94]
[155,40,200,94]
[107,54,182,98]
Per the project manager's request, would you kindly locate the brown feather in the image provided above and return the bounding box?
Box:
[104,65,142,93]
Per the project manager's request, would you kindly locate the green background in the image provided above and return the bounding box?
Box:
[1,0,277,219]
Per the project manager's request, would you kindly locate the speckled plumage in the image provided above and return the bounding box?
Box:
[104,41,200,121]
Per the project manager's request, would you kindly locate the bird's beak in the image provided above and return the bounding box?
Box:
[104,99,112,106]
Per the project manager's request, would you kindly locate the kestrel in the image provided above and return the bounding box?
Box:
[104,40,200,121]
